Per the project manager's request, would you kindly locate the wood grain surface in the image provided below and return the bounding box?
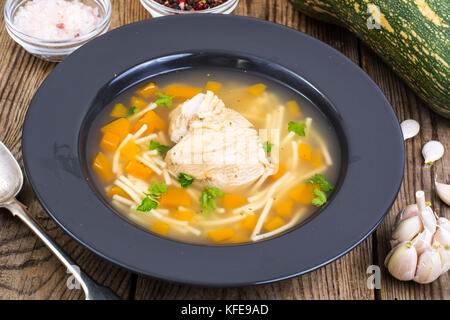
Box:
[0,0,448,300]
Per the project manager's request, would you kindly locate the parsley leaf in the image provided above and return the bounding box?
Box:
[147,181,168,197]
[311,188,327,207]
[200,186,224,216]
[155,92,174,107]
[126,106,140,117]
[137,182,168,212]
[306,174,334,192]
[288,121,306,137]
[137,197,158,212]
[178,173,194,188]
[263,141,273,153]
[149,140,171,156]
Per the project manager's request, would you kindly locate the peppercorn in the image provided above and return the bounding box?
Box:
[154,0,228,10]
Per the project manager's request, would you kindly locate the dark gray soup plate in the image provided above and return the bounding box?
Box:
[22,15,404,286]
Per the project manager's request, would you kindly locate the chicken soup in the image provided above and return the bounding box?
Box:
[88,69,341,244]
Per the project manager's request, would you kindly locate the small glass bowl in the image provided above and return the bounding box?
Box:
[4,0,112,62]
[140,0,239,17]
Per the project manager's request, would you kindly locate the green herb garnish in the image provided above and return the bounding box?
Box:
[137,197,158,212]
[200,186,224,216]
[149,140,171,156]
[178,173,194,188]
[311,188,327,207]
[155,92,174,107]
[136,182,168,212]
[263,141,273,153]
[305,174,334,191]
[288,121,306,137]
[126,106,140,117]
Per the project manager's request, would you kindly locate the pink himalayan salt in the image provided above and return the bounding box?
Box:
[13,0,102,41]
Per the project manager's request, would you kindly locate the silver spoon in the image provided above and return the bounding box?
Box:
[0,141,120,300]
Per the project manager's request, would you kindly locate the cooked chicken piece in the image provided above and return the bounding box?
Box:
[166,91,273,191]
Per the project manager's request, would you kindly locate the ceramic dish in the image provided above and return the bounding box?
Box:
[22,15,404,286]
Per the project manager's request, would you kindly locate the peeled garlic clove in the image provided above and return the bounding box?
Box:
[414,248,442,284]
[435,179,450,206]
[422,141,444,164]
[400,119,420,140]
[385,241,418,281]
[391,216,423,246]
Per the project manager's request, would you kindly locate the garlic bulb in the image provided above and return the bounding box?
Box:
[386,191,448,284]
[422,141,444,164]
[435,178,450,206]
[400,119,420,140]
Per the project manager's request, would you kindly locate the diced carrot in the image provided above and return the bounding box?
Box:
[241,214,258,231]
[286,100,301,117]
[106,186,130,199]
[298,143,312,161]
[222,194,246,210]
[207,228,235,242]
[288,183,319,204]
[173,210,194,222]
[125,160,152,180]
[275,200,293,217]
[110,103,128,118]
[92,152,113,181]
[246,83,266,96]
[130,96,148,109]
[264,216,285,232]
[205,81,222,93]
[311,149,323,168]
[231,234,249,243]
[133,110,166,135]
[101,118,131,141]
[100,131,121,152]
[137,82,158,98]
[160,188,191,207]
[165,85,202,99]
[120,141,140,161]
[151,221,170,236]
[269,163,286,180]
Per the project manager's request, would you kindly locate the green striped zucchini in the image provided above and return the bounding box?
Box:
[289,0,450,118]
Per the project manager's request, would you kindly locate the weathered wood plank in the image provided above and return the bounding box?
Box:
[0,0,137,300]
[360,44,449,300]
[135,0,374,300]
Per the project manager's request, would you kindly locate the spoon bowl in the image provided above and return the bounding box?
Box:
[0,142,23,203]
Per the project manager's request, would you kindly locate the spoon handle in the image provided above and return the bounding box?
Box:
[4,199,120,300]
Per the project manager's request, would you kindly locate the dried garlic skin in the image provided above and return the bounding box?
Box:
[435,179,450,206]
[422,141,444,164]
[400,119,420,140]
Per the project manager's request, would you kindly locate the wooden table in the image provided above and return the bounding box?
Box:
[0,0,448,300]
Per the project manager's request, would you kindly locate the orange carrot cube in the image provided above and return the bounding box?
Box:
[120,141,140,161]
[125,160,152,180]
[92,152,113,181]
[160,188,191,207]
[100,131,121,152]
[264,216,285,232]
[222,194,247,210]
[110,103,128,118]
[137,82,158,98]
[101,118,131,141]
[208,228,235,242]
[164,85,202,99]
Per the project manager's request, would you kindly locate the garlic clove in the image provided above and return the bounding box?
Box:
[415,190,436,233]
[413,229,433,255]
[436,244,450,273]
[422,141,444,165]
[435,178,450,206]
[391,216,423,247]
[433,224,450,247]
[396,204,419,225]
[400,119,420,140]
[437,217,450,232]
[413,248,442,284]
[385,241,418,281]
